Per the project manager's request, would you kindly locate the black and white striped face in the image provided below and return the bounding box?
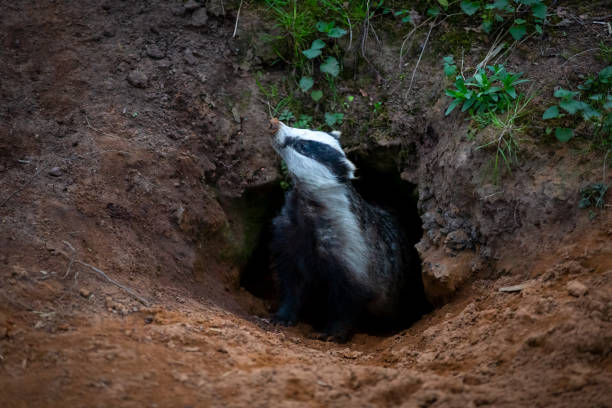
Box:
[271,120,356,189]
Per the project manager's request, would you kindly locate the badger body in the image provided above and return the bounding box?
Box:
[270,120,418,341]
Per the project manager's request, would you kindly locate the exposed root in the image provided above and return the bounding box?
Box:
[60,241,151,307]
[232,0,243,38]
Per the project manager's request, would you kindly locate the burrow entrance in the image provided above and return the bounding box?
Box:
[239,146,431,335]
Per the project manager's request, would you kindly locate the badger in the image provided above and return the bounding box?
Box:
[268,118,426,341]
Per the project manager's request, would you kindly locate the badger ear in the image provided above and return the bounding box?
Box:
[330,130,341,140]
[344,157,357,180]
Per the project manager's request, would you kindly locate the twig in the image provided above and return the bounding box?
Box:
[346,14,353,51]
[62,241,77,279]
[405,16,437,98]
[59,241,150,306]
[603,149,610,184]
[561,48,599,66]
[75,260,150,306]
[399,17,432,69]
[84,113,118,139]
[0,165,44,208]
[232,0,243,38]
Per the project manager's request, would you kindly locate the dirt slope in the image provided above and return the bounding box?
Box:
[0,1,610,407]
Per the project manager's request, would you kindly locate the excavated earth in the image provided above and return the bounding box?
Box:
[1,1,611,407]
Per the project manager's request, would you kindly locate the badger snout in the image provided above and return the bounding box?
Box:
[269,118,280,134]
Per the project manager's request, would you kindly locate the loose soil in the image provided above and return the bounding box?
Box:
[1,1,610,407]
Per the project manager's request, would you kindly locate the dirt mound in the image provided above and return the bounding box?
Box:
[1,1,610,407]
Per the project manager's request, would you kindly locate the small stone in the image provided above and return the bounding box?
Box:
[79,288,91,298]
[144,315,154,324]
[184,48,198,65]
[48,167,63,177]
[191,8,208,27]
[127,70,148,88]
[444,229,470,251]
[184,0,201,11]
[567,280,588,297]
[0,326,8,339]
[145,44,165,59]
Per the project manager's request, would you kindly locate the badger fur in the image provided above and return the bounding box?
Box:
[269,119,425,341]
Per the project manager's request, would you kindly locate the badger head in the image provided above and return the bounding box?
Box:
[269,119,356,190]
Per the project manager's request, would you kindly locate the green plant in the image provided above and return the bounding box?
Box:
[599,41,612,64]
[474,93,533,182]
[579,183,608,209]
[445,63,529,116]
[460,0,547,39]
[373,101,384,113]
[542,65,612,146]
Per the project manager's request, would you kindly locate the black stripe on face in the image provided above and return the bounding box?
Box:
[283,137,351,182]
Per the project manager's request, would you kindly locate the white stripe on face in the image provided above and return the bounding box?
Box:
[274,122,344,154]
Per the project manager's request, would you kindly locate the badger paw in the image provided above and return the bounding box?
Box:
[309,327,352,343]
[271,306,298,327]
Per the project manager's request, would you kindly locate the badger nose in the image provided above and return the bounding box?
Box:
[269,118,280,134]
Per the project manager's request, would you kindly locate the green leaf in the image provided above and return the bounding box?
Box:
[509,24,527,40]
[542,105,561,119]
[427,7,440,16]
[320,56,340,77]
[316,21,334,33]
[402,16,411,23]
[482,20,493,33]
[325,112,343,126]
[311,39,326,50]
[460,0,480,16]
[443,56,454,64]
[444,63,457,77]
[506,87,517,99]
[437,0,449,8]
[532,3,546,19]
[327,27,348,38]
[311,90,323,102]
[535,24,543,34]
[599,66,612,80]
[493,0,509,10]
[299,76,314,92]
[554,88,579,100]
[302,48,322,59]
[559,99,588,114]
[445,99,461,116]
[581,105,601,121]
[555,127,574,142]
[514,18,527,25]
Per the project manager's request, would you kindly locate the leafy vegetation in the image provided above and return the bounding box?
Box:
[474,94,533,182]
[444,61,529,116]
[542,66,612,147]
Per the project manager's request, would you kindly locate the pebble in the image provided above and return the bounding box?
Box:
[567,280,588,297]
[191,8,208,27]
[184,48,198,65]
[144,315,154,324]
[444,229,470,251]
[184,0,201,11]
[48,167,63,177]
[146,44,165,59]
[79,288,91,298]
[127,70,148,88]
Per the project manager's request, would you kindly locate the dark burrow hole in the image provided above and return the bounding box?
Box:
[240,148,432,336]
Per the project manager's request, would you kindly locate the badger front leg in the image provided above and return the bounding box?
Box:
[272,265,304,326]
[320,276,371,342]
